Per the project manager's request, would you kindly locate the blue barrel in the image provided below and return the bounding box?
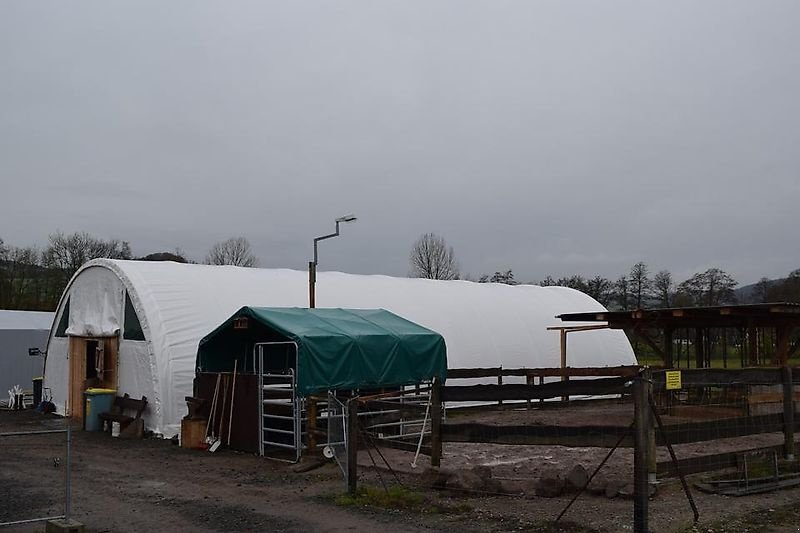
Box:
[84,388,116,431]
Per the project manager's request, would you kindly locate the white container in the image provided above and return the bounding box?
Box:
[111,422,120,437]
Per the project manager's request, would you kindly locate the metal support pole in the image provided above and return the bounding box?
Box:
[308,261,316,308]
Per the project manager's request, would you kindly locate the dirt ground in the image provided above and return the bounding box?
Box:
[2,406,800,533]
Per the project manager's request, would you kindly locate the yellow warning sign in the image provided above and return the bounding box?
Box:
[665,370,682,390]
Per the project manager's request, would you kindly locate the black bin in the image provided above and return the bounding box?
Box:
[32,377,43,408]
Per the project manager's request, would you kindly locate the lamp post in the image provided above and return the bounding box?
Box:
[309,214,357,308]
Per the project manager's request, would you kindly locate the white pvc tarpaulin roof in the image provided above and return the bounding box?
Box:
[0,310,54,330]
[45,259,635,435]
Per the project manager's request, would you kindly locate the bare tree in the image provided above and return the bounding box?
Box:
[409,233,459,280]
[613,275,631,310]
[43,231,132,282]
[584,276,613,307]
[753,277,771,303]
[479,269,516,285]
[629,261,652,308]
[652,270,673,307]
[205,237,259,267]
[675,268,738,306]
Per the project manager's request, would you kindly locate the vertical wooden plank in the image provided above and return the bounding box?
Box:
[430,378,442,467]
[664,329,674,369]
[633,372,651,533]
[307,398,318,454]
[68,337,86,421]
[347,399,359,494]
[694,328,704,369]
[722,329,728,369]
[776,326,790,366]
[782,366,795,460]
[539,375,545,404]
[748,326,758,366]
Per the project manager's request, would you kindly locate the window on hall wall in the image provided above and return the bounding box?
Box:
[123,292,145,341]
[55,298,70,337]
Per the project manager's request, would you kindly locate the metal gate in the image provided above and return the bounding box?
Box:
[326,392,348,479]
[257,342,302,462]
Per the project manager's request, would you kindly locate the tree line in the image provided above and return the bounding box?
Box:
[0,232,259,311]
[408,233,800,308]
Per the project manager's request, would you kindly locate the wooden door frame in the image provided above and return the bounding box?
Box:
[68,335,120,421]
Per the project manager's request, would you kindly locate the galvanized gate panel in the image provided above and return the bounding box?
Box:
[257,342,302,462]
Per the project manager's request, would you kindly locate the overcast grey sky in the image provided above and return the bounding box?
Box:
[1,1,798,285]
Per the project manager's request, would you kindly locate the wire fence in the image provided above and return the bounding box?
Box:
[335,366,800,533]
[0,415,72,528]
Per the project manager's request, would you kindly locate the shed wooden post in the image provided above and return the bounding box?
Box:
[782,366,795,460]
[431,377,442,467]
[347,399,359,494]
[633,372,651,533]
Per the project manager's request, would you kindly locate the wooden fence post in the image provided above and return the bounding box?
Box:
[497,368,503,407]
[347,399,359,494]
[431,378,442,467]
[526,374,532,410]
[633,372,651,533]
[782,366,795,460]
[561,329,569,403]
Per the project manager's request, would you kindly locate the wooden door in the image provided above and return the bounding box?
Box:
[68,336,119,420]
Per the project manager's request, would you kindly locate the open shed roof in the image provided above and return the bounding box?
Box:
[198,307,447,396]
[557,303,800,329]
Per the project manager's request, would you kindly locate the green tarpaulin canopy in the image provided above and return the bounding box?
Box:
[197,307,447,397]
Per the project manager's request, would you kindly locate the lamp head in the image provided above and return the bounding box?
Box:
[335,214,357,223]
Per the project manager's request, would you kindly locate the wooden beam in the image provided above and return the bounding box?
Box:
[546,324,609,332]
[447,366,642,380]
[652,368,782,388]
[441,422,633,448]
[441,377,630,403]
[656,414,785,445]
[629,327,668,363]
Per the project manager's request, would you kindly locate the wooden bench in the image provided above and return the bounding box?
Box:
[99,394,148,438]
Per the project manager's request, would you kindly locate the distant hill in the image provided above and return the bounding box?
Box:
[736,277,786,303]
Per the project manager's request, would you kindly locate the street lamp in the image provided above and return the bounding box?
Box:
[309,214,357,308]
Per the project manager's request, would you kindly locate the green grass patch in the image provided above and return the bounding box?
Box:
[333,484,473,515]
[682,500,800,532]
[335,485,426,510]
